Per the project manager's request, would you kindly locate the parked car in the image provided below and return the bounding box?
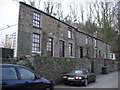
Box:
[62,69,96,86]
[0,64,54,90]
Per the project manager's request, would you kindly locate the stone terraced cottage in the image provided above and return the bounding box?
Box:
[16,2,111,59]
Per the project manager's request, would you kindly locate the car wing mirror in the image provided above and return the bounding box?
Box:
[36,75,41,79]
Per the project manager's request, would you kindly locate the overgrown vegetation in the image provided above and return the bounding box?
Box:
[17,57,36,70]
[43,56,78,65]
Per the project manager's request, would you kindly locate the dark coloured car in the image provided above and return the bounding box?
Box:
[62,69,96,86]
[0,64,54,90]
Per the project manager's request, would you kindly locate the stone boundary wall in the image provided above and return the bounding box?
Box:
[1,56,118,84]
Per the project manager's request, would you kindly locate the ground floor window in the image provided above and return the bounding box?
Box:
[32,33,40,52]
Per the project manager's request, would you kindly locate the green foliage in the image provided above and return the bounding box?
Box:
[85,54,91,59]
[17,57,36,70]
[42,56,77,65]
[84,20,98,34]
[17,60,27,66]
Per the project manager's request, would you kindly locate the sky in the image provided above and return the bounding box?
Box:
[0,0,118,46]
[0,0,83,47]
[0,0,19,46]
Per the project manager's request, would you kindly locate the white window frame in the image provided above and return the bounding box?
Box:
[85,36,88,44]
[94,39,97,48]
[33,12,41,28]
[32,33,41,52]
[68,27,73,39]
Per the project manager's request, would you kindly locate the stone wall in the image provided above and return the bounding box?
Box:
[1,56,118,84]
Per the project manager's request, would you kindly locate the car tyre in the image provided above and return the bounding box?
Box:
[93,76,96,82]
[46,88,51,90]
[84,79,88,86]
[93,79,96,82]
[46,85,52,90]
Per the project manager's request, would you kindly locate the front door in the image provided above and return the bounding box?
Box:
[59,40,65,57]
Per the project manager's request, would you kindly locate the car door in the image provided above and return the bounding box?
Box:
[16,67,45,90]
[1,66,24,89]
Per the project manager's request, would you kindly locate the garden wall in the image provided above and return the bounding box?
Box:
[1,55,118,84]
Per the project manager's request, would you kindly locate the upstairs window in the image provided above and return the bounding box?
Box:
[68,27,72,39]
[94,39,97,48]
[33,12,41,28]
[32,33,40,52]
[85,36,88,44]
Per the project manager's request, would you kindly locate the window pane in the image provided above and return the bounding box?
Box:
[68,30,71,38]
[32,33,40,52]
[68,27,72,39]
[69,43,73,56]
[47,38,53,56]
[59,41,64,57]
[85,36,88,44]
[18,68,35,80]
[94,39,97,48]
[2,67,18,80]
[33,12,40,28]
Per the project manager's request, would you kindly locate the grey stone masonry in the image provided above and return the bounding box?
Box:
[17,2,111,59]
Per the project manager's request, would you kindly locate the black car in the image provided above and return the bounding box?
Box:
[0,64,54,90]
[62,69,96,86]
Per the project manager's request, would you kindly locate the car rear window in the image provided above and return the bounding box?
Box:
[0,67,18,80]
[75,70,83,74]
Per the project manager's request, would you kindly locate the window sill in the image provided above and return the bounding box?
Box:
[69,56,74,58]
[33,26,42,29]
[68,38,73,40]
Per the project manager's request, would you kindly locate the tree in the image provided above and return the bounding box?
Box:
[43,0,54,15]
[93,2,117,39]
[28,0,35,7]
[55,2,64,21]
[93,1,118,54]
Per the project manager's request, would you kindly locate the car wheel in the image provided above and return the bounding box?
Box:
[93,76,96,82]
[84,79,88,86]
[46,85,52,90]
[46,88,51,90]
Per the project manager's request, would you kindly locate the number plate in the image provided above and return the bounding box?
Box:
[68,77,74,80]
